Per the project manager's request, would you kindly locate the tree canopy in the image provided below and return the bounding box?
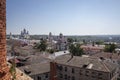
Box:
[104,44,116,53]
[36,39,47,52]
[67,38,74,43]
[69,44,84,57]
[95,40,104,45]
[47,49,55,54]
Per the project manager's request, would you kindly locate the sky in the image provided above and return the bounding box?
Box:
[6,0,120,35]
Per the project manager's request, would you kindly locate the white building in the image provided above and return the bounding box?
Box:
[56,33,67,51]
[20,29,30,39]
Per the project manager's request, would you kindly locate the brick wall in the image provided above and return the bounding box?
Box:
[50,62,57,80]
[0,0,11,79]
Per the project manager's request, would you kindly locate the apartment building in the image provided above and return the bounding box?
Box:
[92,52,120,79]
[50,55,118,80]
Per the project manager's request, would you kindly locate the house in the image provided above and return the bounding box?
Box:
[19,63,50,80]
[81,45,105,55]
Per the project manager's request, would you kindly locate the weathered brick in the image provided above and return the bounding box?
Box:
[0,0,11,79]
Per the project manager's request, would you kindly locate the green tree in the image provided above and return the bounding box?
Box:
[95,40,104,45]
[37,39,47,52]
[68,44,83,62]
[69,44,75,57]
[67,38,74,50]
[9,62,16,80]
[10,42,19,80]
[83,39,87,45]
[104,44,116,53]
[69,44,83,57]
[74,38,77,42]
[67,38,74,43]
[92,41,95,46]
[47,49,55,54]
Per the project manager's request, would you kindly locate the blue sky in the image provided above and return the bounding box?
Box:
[7,0,120,35]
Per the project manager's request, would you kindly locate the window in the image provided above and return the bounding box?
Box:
[72,76,75,80]
[92,72,95,74]
[45,74,48,78]
[110,73,113,79]
[57,65,63,71]
[98,73,102,76]
[60,66,63,71]
[85,71,89,76]
[64,74,67,79]
[68,76,70,80]
[98,73,103,79]
[72,68,74,73]
[113,61,115,63]
[56,65,59,69]
[79,70,82,75]
[65,67,67,71]
[91,72,96,78]
[60,73,63,78]
[98,77,102,79]
[37,76,41,80]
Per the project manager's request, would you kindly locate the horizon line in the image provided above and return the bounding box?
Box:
[6,33,120,36]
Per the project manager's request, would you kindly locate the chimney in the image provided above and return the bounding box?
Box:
[50,62,57,80]
[0,0,11,79]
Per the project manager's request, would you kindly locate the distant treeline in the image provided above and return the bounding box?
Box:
[6,35,120,43]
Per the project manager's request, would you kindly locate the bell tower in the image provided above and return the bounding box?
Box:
[0,0,11,79]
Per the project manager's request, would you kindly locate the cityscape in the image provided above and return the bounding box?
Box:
[1,0,120,80]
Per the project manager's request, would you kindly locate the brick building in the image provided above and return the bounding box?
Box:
[0,0,11,79]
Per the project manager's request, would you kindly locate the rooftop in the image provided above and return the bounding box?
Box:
[16,55,50,65]
[91,52,120,60]
[81,45,105,50]
[48,50,70,59]
[19,63,50,76]
[55,55,118,72]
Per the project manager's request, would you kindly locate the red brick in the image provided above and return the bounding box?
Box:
[0,0,11,79]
